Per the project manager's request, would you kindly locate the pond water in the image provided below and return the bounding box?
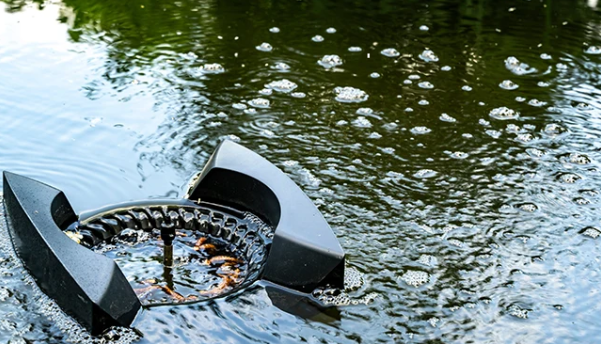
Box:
[3,0,601,342]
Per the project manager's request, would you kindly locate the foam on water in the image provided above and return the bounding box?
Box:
[265,79,298,93]
[333,86,368,103]
[318,55,343,69]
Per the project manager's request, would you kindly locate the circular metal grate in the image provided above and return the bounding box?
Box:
[68,202,273,305]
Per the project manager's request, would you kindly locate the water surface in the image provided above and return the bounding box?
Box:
[3,0,601,342]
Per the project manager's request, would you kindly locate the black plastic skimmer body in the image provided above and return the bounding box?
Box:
[2,141,346,335]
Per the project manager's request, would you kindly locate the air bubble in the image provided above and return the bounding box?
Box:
[400,270,429,287]
[418,48,439,62]
[540,53,552,60]
[439,113,456,122]
[489,107,519,120]
[199,63,225,74]
[318,55,343,69]
[410,126,432,135]
[291,92,306,98]
[312,35,324,42]
[414,169,438,178]
[334,86,369,103]
[381,48,400,57]
[581,227,601,238]
[462,85,472,91]
[248,98,270,108]
[348,46,362,52]
[556,172,582,184]
[450,151,468,159]
[352,116,372,128]
[271,62,291,71]
[585,46,601,55]
[505,56,537,75]
[418,81,434,89]
[499,80,519,90]
[326,27,336,34]
[516,202,538,212]
[256,42,273,52]
[370,72,381,78]
[419,25,429,31]
[269,27,280,33]
[528,99,547,107]
[265,79,298,93]
[441,65,452,71]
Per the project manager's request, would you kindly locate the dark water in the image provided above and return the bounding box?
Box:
[3,0,601,342]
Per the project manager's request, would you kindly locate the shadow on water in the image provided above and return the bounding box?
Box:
[3,0,601,342]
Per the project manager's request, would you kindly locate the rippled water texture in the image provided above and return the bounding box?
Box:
[4,0,601,342]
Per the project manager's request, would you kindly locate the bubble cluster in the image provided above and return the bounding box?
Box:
[333,86,369,103]
[381,48,400,57]
[318,55,343,69]
[248,98,270,108]
[505,56,537,75]
[256,42,273,52]
[400,270,429,287]
[418,48,439,62]
[410,126,432,135]
[265,79,298,93]
[199,63,225,74]
[489,107,519,120]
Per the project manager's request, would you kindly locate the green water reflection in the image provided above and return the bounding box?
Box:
[3,0,601,343]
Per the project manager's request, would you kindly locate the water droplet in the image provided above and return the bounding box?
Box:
[585,46,601,55]
[462,85,472,91]
[403,79,412,85]
[348,46,362,52]
[419,48,439,62]
[400,270,429,287]
[441,65,452,71]
[256,42,273,52]
[418,81,434,89]
[410,126,431,135]
[369,72,381,78]
[199,63,225,74]
[269,27,280,33]
[489,107,519,120]
[499,80,519,90]
[381,48,400,57]
[311,35,324,42]
[419,25,429,31]
[439,113,456,122]
[318,55,343,69]
[326,27,337,34]
[248,98,270,108]
[265,79,298,93]
[334,86,369,103]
